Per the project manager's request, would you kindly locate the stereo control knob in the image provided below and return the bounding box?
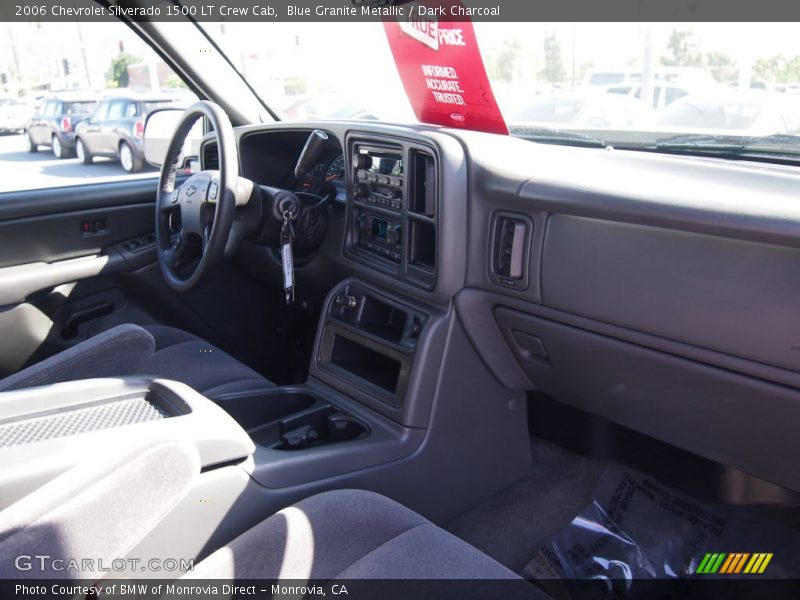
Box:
[353,154,372,171]
[388,188,401,200]
[391,225,402,245]
[353,183,368,200]
[334,294,359,310]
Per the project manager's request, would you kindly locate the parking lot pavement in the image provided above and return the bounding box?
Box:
[0,133,157,194]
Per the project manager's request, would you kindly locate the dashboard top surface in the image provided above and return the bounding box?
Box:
[204,120,800,307]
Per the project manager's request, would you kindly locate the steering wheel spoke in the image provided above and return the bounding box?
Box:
[201,223,212,254]
[163,247,179,271]
[159,182,180,210]
[164,228,185,269]
[169,227,184,249]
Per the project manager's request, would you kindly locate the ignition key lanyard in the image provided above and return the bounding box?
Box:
[281,210,295,305]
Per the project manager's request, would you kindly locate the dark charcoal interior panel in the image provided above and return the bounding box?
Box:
[0,205,152,269]
[541,215,800,373]
[0,252,127,307]
[0,179,157,269]
[0,178,158,222]
[453,129,800,249]
[493,307,800,493]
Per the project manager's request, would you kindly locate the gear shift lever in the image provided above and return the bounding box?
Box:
[293,130,337,209]
[295,129,329,181]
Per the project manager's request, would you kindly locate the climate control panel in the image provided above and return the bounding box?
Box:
[354,208,402,262]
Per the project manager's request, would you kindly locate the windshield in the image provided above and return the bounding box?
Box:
[509,99,586,124]
[657,98,763,130]
[201,21,800,159]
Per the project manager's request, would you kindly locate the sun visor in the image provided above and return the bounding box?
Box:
[383,1,508,134]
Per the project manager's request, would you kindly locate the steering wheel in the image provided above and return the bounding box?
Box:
[154,101,241,293]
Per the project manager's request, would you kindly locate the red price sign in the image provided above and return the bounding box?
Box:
[383,1,508,135]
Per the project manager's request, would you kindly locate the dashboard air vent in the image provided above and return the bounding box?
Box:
[202,142,219,170]
[410,151,435,217]
[492,215,528,280]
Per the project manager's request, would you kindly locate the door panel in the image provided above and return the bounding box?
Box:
[0,178,157,221]
[0,179,160,376]
[0,303,52,376]
[0,204,152,268]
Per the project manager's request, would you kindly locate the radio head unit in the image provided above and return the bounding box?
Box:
[345,138,438,291]
[357,152,403,176]
[352,146,405,211]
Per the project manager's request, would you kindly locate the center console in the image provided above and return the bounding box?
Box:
[314,279,430,416]
[345,137,439,290]
[211,276,440,489]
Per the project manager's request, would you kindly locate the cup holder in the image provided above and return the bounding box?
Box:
[213,388,369,450]
[276,405,369,451]
[214,389,317,431]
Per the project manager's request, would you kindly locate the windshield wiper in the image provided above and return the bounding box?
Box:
[655,133,800,158]
[510,127,607,148]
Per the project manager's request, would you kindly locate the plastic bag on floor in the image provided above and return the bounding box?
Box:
[522,465,800,598]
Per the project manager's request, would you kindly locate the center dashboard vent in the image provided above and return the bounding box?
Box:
[202,142,219,170]
[410,150,435,217]
[491,213,531,289]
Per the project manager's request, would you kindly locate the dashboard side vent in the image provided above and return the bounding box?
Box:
[410,150,435,217]
[491,213,530,288]
[202,142,219,171]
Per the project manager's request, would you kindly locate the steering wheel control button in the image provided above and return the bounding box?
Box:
[208,182,219,200]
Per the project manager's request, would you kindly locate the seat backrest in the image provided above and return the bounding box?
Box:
[0,324,155,392]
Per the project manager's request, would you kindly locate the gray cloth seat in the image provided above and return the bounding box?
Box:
[0,323,274,397]
[133,324,275,398]
[0,440,532,585]
[0,439,200,580]
[185,489,523,580]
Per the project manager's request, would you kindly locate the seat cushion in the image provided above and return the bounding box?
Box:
[134,325,274,398]
[185,489,520,580]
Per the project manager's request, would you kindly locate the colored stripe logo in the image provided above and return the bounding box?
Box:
[695,552,773,574]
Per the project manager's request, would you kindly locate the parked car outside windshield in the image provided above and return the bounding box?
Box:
[0,97,34,133]
[506,92,650,129]
[73,94,188,172]
[655,91,800,136]
[24,93,98,158]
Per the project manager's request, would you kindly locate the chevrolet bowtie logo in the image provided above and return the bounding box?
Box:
[185,185,197,197]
